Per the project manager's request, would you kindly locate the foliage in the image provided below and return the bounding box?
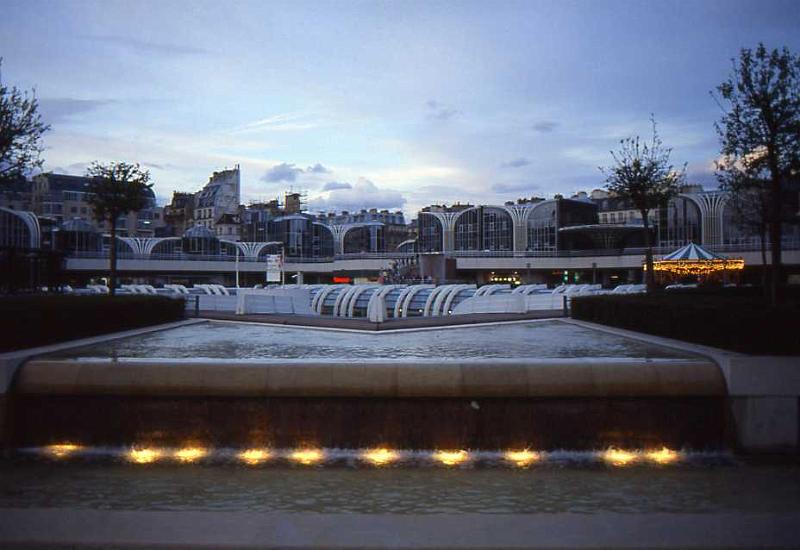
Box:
[571,289,800,355]
[714,43,800,303]
[600,116,685,289]
[0,58,50,183]
[85,162,153,295]
[0,295,185,352]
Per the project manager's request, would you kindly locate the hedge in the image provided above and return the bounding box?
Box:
[0,295,186,352]
[570,289,800,355]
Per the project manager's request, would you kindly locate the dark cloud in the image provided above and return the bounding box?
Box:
[321,181,352,191]
[491,182,538,194]
[83,35,207,56]
[38,98,112,123]
[262,162,303,183]
[502,157,531,168]
[426,99,459,121]
[307,163,330,174]
[532,121,558,133]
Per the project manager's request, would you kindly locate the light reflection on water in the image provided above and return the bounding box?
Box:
[2,457,799,514]
[50,321,693,360]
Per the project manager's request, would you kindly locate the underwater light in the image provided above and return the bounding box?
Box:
[174,447,208,463]
[238,449,271,465]
[45,444,82,458]
[289,449,324,465]
[646,447,680,464]
[433,450,469,466]
[127,448,161,464]
[505,449,541,467]
[602,448,637,466]
[361,448,399,465]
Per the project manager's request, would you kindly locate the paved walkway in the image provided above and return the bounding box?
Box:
[1,509,798,548]
[198,310,562,331]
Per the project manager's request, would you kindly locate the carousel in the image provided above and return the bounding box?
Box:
[650,242,744,283]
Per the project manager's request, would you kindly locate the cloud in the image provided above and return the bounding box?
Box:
[83,35,207,56]
[532,121,559,133]
[491,182,538,194]
[307,163,330,174]
[309,179,406,212]
[38,98,112,123]
[231,112,321,133]
[321,181,352,191]
[502,157,531,168]
[262,162,303,182]
[426,99,459,121]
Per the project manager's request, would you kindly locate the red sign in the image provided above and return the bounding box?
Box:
[332,276,352,283]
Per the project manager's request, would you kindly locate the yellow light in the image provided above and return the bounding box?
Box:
[239,448,271,465]
[505,449,541,467]
[289,449,324,465]
[646,447,679,464]
[648,258,745,275]
[174,447,207,463]
[433,450,469,466]
[128,448,161,464]
[602,448,637,466]
[45,444,82,458]
[361,448,399,465]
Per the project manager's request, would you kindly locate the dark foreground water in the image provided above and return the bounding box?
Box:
[2,454,798,514]
[49,320,693,360]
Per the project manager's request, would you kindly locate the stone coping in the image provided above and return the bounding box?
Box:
[0,319,205,394]
[17,357,724,398]
[1,508,798,548]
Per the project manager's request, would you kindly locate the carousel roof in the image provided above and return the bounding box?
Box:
[661,242,726,261]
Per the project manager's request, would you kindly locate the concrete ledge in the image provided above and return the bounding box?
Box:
[16,358,725,398]
[1,509,799,548]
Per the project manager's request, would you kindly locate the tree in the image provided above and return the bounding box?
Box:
[86,162,153,295]
[717,163,770,287]
[714,44,800,304]
[601,117,685,291]
[0,58,50,183]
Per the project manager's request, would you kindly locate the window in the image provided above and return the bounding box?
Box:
[70,206,77,214]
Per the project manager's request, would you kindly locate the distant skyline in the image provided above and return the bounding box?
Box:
[2,0,799,215]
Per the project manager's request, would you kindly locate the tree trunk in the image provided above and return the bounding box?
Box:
[642,210,655,291]
[760,226,768,291]
[768,177,782,305]
[109,214,117,296]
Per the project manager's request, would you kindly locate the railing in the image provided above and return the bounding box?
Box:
[62,239,800,263]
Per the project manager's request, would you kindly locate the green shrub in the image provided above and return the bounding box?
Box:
[0,295,185,352]
[571,290,800,355]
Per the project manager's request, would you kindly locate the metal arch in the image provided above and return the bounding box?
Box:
[430,285,457,316]
[423,285,453,317]
[500,204,533,226]
[346,285,382,317]
[367,284,405,319]
[396,284,434,318]
[312,284,348,314]
[148,237,181,255]
[395,238,417,251]
[476,284,510,297]
[117,237,138,255]
[522,199,558,222]
[334,285,362,317]
[340,222,385,254]
[680,191,728,247]
[1,207,42,248]
[441,284,477,316]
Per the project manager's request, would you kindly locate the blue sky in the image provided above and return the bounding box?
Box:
[2,0,799,215]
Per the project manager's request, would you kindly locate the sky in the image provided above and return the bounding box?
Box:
[1,0,799,216]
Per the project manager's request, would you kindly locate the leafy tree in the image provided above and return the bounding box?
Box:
[0,58,50,183]
[86,162,153,295]
[714,44,800,304]
[601,117,685,291]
